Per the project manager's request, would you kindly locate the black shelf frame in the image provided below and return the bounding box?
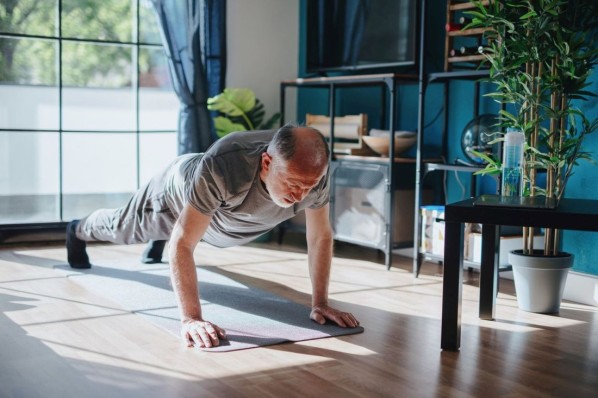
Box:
[280,73,420,269]
[413,65,492,276]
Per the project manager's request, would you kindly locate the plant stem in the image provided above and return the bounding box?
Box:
[242,113,254,130]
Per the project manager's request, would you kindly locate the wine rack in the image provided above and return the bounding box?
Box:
[444,0,491,71]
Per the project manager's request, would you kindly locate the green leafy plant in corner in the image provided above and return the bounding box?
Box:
[207,88,281,138]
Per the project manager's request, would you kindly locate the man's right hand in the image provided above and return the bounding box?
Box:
[181,319,227,348]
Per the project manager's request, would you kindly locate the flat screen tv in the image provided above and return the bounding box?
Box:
[306,0,418,74]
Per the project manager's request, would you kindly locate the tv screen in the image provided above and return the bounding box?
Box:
[306,0,418,74]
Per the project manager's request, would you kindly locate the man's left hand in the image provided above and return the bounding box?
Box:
[310,304,360,328]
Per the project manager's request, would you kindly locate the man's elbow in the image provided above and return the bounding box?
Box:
[307,228,333,246]
[167,232,195,260]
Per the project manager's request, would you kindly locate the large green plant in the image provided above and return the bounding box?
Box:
[207,88,281,138]
[467,0,598,255]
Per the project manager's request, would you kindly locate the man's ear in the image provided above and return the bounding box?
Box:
[261,152,273,172]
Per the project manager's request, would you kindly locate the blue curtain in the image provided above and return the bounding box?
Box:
[151,0,227,154]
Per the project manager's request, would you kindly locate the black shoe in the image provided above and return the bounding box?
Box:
[66,220,91,269]
[141,240,166,264]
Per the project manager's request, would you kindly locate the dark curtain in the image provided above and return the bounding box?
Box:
[204,0,227,109]
[151,0,227,155]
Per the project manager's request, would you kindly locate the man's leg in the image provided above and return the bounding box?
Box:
[141,240,167,264]
[66,206,138,268]
[67,166,177,268]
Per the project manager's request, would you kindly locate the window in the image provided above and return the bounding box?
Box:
[0,0,178,224]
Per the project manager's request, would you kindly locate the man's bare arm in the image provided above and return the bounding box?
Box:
[169,203,226,347]
[305,204,359,328]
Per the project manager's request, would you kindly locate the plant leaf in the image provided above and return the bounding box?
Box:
[213,116,246,138]
[207,88,256,117]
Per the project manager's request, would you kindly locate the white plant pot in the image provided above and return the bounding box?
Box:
[508,249,573,313]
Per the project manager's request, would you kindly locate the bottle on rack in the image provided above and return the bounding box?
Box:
[501,128,525,197]
[449,46,483,57]
[458,16,472,25]
[445,17,473,32]
[445,22,464,32]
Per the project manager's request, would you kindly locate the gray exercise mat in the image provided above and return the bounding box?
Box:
[54,264,363,352]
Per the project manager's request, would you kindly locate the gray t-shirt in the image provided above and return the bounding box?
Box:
[176,130,329,248]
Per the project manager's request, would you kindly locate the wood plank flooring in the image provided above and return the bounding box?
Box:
[0,235,596,398]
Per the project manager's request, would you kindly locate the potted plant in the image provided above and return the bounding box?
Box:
[467,0,598,312]
[207,87,281,137]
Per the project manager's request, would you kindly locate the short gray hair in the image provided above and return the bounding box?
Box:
[268,122,330,162]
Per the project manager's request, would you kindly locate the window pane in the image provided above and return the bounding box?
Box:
[61,0,134,42]
[0,85,59,131]
[62,132,137,220]
[0,1,57,36]
[62,42,133,88]
[62,42,135,130]
[0,38,58,129]
[0,37,57,85]
[62,86,136,131]
[139,46,178,130]
[139,0,162,44]
[139,132,177,183]
[0,131,60,224]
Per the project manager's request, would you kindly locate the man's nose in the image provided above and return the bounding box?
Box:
[290,188,308,202]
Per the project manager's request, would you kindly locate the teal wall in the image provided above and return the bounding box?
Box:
[561,73,598,275]
[296,1,598,276]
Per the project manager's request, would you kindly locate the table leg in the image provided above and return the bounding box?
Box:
[441,220,463,351]
[479,224,499,320]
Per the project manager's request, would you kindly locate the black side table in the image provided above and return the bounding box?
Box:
[441,196,598,351]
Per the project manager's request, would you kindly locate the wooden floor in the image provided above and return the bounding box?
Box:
[1,234,597,398]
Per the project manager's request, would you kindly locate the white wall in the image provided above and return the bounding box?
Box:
[226,0,299,124]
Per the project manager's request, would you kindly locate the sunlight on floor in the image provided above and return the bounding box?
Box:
[48,338,378,383]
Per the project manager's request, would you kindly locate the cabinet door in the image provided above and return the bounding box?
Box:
[331,161,390,249]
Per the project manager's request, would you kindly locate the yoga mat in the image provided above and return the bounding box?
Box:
[54,263,363,352]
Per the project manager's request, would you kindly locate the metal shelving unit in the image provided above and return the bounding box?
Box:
[413,56,493,277]
[280,74,421,270]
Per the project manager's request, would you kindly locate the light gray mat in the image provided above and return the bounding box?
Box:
[55,263,363,352]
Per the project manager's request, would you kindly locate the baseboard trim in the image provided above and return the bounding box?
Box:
[561,271,598,307]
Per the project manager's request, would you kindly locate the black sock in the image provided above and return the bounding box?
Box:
[66,220,91,269]
[141,240,166,264]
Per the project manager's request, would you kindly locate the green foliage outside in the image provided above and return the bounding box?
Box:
[0,0,162,87]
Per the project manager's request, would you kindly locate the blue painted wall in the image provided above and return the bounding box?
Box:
[561,73,598,275]
[296,1,598,275]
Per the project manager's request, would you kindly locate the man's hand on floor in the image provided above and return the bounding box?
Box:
[181,319,227,348]
[310,304,360,328]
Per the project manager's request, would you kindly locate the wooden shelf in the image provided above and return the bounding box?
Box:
[449,0,490,11]
[447,27,489,37]
[444,1,490,71]
[448,54,486,63]
[336,154,443,164]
